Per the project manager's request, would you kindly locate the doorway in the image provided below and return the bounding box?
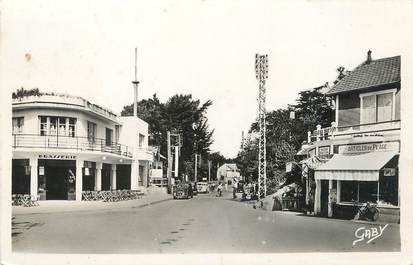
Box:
[102,163,112,190]
[320,180,329,216]
[39,159,76,200]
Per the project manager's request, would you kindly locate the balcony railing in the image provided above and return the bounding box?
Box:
[12,134,133,158]
[308,120,401,143]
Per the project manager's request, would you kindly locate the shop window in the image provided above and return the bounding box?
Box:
[340,180,378,203]
[340,181,358,202]
[358,181,378,203]
[12,117,24,134]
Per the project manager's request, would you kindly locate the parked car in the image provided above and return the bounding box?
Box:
[173,182,193,199]
[196,182,209,193]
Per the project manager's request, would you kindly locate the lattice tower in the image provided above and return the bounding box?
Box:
[255,54,268,199]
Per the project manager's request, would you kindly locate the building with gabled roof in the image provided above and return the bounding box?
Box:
[299,51,401,223]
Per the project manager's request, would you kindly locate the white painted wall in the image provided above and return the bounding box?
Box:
[118,116,150,149]
[12,108,120,140]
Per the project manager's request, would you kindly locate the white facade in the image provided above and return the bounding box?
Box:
[12,93,153,201]
[217,163,241,184]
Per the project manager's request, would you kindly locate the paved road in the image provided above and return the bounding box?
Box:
[12,193,400,253]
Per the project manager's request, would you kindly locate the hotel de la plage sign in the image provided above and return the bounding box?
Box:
[338,141,399,154]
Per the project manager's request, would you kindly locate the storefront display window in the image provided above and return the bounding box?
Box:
[340,181,358,202]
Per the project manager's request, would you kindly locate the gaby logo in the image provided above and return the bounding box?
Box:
[353,224,389,245]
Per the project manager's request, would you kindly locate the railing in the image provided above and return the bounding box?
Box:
[12,134,133,158]
[308,120,401,143]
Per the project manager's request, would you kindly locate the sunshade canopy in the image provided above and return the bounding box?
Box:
[314,152,397,181]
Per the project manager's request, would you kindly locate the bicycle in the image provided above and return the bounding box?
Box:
[353,201,379,222]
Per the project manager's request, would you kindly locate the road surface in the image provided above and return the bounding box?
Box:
[12,192,400,253]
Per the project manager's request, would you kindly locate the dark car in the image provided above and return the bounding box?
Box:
[173,182,193,199]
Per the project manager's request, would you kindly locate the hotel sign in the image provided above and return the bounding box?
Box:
[39,154,77,160]
[338,142,399,154]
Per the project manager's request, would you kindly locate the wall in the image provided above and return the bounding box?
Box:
[337,86,401,126]
[118,116,149,149]
[337,92,360,126]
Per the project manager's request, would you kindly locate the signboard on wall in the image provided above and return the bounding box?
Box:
[318,146,330,159]
[383,168,396,176]
[150,169,163,178]
[39,154,76,160]
[338,141,399,154]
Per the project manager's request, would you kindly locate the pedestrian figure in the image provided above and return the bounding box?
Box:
[217,182,223,197]
[232,179,238,199]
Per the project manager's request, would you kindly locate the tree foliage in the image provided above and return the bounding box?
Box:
[234,84,334,192]
[121,94,215,178]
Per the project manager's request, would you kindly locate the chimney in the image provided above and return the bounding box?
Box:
[366,50,372,63]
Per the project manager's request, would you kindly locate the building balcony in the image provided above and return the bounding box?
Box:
[308,120,401,143]
[12,134,133,158]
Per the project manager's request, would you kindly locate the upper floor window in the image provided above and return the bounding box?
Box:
[12,117,24,134]
[360,89,396,124]
[139,133,145,148]
[87,121,97,142]
[115,125,120,143]
[39,116,77,137]
[106,128,113,146]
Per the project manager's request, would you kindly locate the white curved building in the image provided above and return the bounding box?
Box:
[12,93,153,201]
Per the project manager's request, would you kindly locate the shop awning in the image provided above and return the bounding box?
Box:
[314,152,397,181]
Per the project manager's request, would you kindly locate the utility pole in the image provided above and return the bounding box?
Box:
[132,47,139,117]
[174,146,179,178]
[194,154,198,183]
[208,160,211,182]
[255,54,268,199]
[167,131,181,192]
[167,131,172,192]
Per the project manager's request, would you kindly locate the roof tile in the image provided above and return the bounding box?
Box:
[326,55,400,95]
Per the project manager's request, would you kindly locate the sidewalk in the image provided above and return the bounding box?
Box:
[12,188,172,215]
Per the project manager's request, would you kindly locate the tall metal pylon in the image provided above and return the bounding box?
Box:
[255,54,268,199]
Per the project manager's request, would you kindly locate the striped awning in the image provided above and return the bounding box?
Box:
[314,152,397,181]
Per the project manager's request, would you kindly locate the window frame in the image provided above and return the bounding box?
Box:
[359,88,397,124]
[12,117,24,134]
[87,121,97,143]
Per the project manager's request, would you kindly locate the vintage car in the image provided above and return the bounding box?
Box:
[173,182,193,199]
[196,182,209,193]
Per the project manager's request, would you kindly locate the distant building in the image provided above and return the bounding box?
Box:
[217,163,241,185]
[299,51,400,222]
[12,93,153,201]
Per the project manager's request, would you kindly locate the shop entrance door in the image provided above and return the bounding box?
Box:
[320,180,329,216]
[101,163,112,190]
[41,159,76,200]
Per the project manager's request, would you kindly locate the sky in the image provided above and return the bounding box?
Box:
[2,0,412,158]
